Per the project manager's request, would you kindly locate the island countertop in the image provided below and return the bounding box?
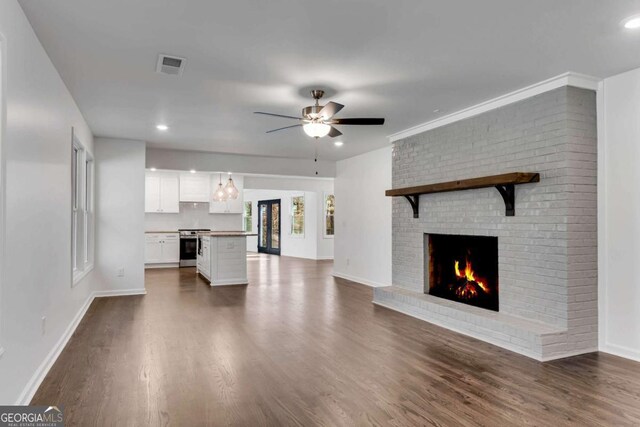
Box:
[198,231,258,237]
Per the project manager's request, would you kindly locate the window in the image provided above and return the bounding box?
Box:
[84,154,94,268]
[243,201,252,232]
[71,128,94,285]
[290,195,304,237]
[71,140,83,274]
[324,194,335,237]
[0,38,5,356]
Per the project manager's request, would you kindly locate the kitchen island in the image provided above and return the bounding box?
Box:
[196,232,257,286]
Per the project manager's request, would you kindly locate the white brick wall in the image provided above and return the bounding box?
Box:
[376,86,598,360]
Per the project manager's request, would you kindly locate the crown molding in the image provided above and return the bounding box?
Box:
[388,72,601,142]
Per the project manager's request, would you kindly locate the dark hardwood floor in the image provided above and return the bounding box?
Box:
[33,254,640,426]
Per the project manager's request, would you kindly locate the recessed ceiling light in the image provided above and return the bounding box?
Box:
[150,167,157,172]
[433,109,441,113]
[334,141,344,147]
[156,124,169,131]
[190,169,196,174]
[623,14,640,29]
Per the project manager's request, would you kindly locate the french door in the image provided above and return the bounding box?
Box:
[258,199,281,255]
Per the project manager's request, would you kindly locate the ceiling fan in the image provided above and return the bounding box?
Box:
[254,89,385,138]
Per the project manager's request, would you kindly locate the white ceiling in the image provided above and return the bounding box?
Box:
[18,0,640,161]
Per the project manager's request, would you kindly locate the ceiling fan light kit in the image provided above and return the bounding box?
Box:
[254,89,385,139]
[303,122,331,138]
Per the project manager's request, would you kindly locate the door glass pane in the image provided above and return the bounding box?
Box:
[271,203,280,249]
[291,196,304,236]
[325,194,335,236]
[260,204,267,247]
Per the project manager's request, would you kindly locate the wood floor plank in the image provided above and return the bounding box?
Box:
[31,255,640,426]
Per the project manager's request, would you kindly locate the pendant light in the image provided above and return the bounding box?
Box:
[213,173,228,202]
[224,173,239,200]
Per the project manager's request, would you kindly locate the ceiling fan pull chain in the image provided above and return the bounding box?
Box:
[314,141,319,175]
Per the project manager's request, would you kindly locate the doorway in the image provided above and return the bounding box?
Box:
[258,199,281,255]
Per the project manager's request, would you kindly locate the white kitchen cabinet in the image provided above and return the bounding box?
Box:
[198,237,211,278]
[179,173,210,202]
[144,174,161,213]
[162,234,180,262]
[145,233,180,265]
[145,235,163,264]
[197,234,248,285]
[145,171,180,213]
[209,175,244,214]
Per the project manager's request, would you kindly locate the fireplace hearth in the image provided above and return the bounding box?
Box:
[426,234,499,311]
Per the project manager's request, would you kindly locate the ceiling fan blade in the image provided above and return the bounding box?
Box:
[266,124,303,133]
[254,111,302,120]
[318,102,344,120]
[330,118,385,125]
[328,126,342,138]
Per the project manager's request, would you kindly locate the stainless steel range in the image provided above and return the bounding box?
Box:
[179,229,210,267]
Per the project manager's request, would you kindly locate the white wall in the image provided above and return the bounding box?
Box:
[599,67,640,362]
[147,147,336,177]
[245,189,330,260]
[93,138,146,294]
[145,203,241,232]
[333,146,392,287]
[0,0,95,404]
[244,175,334,260]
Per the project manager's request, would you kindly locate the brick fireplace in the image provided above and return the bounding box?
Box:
[374,86,598,361]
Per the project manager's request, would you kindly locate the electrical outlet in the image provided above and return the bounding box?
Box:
[346,258,350,266]
[117,267,125,277]
[41,316,46,335]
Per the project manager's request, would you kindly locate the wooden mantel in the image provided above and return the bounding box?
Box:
[385,172,540,218]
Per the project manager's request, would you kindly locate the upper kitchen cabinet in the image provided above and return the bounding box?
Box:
[145,171,180,213]
[179,173,210,202]
[210,174,244,214]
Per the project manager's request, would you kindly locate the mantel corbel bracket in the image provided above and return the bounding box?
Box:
[494,184,515,216]
[404,195,419,218]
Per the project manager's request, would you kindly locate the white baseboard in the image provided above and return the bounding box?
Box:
[144,263,179,269]
[210,279,248,286]
[15,292,94,405]
[332,271,389,288]
[600,343,640,363]
[14,288,146,405]
[280,254,334,261]
[93,289,147,297]
[316,256,334,261]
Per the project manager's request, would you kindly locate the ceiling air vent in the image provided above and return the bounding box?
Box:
[156,54,186,76]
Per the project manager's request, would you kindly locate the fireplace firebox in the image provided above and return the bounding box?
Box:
[426,234,499,311]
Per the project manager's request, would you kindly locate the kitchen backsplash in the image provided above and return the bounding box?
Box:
[145,202,242,231]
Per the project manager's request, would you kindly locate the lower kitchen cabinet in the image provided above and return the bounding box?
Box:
[145,233,180,265]
[197,236,211,278]
[197,234,250,285]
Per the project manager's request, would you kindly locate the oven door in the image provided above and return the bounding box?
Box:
[179,237,198,267]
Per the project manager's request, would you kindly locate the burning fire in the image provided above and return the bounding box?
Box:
[454,259,490,297]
